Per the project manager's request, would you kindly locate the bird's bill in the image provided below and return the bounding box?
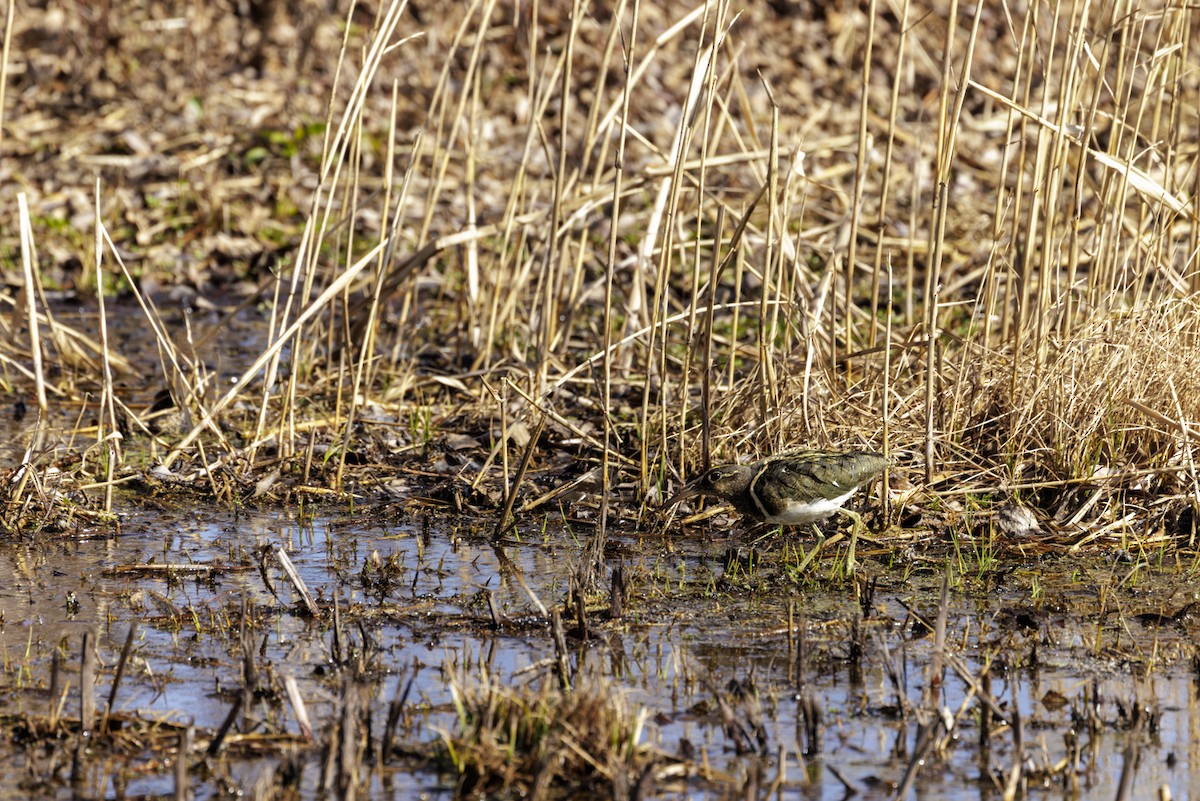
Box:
[664,481,701,509]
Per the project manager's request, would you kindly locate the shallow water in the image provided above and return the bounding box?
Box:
[0,501,1197,800]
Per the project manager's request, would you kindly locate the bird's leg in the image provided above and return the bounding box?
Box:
[839,508,865,577]
[792,526,826,574]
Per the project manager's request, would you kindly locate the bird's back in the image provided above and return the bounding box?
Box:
[751,450,890,523]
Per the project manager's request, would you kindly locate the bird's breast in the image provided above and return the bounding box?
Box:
[762,487,858,524]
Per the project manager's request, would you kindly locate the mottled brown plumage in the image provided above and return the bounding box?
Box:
[668,450,891,574]
[669,450,890,524]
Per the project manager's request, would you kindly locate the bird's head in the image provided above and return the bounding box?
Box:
[666,463,754,508]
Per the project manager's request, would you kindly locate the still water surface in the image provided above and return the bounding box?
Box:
[0,506,1196,800]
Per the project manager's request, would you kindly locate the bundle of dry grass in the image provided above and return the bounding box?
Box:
[439,671,658,798]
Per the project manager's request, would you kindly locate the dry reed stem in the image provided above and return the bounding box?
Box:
[283,674,314,741]
[92,181,120,513]
[0,0,10,152]
[16,195,46,412]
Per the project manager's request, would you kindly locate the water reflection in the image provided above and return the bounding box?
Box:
[0,506,1194,799]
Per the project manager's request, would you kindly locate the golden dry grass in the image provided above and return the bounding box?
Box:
[0,0,1197,549]
[440,669,655,797]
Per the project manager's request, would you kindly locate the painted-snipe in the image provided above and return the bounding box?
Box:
[668,450,890,574]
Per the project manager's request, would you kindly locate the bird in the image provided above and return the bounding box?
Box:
[667,450,891,574]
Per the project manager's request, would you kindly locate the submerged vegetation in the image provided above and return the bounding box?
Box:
[2,0,1199,797]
